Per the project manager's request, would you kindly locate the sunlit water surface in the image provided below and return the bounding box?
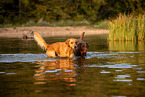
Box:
[0,35,145,97]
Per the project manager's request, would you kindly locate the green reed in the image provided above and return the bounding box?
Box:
[137,14,145,40]
[108,14,145,41]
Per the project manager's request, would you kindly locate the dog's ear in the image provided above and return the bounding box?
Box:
[65,39,70,47]
[78,43,82,48]
[80,32,85,40]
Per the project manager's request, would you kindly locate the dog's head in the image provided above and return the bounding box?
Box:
[76,42,89,56]
[65,38,77,49]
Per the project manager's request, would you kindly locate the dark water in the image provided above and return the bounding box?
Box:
[0,35,145,97]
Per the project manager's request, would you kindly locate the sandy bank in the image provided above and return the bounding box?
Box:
[0,26,109,38]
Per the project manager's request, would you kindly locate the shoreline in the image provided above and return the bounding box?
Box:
[0,26,109,38]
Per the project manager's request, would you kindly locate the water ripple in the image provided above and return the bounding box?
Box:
[113,79,132,82]
[137,78,145,80]
[86,51,145,60]
[87,63,136,69]
[100,70,111,73]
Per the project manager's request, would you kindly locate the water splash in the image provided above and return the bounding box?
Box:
[0,53,46,63]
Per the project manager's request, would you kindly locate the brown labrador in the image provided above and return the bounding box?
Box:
[74,32,89,57]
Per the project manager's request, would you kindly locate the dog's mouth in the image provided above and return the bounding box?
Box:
[81,50,87,56]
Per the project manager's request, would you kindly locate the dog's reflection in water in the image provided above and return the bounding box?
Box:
[34,58,81,87]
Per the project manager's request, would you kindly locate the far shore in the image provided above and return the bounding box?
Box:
[0,26,109,38]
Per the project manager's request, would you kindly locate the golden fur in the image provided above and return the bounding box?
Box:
[34,32,76,58]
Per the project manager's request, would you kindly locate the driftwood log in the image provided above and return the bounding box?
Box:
[23,30,34,39]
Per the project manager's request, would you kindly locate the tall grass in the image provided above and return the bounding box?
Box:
[108,14,145,41]
[137,14,145,40]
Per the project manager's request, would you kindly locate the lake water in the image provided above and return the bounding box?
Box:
[0,35,145,97]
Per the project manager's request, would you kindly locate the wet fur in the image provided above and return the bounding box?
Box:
[34,32,76,58]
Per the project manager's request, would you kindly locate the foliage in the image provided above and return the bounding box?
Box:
[0,0,145,26]
[0,0,105,25]
[99,0,145,19]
